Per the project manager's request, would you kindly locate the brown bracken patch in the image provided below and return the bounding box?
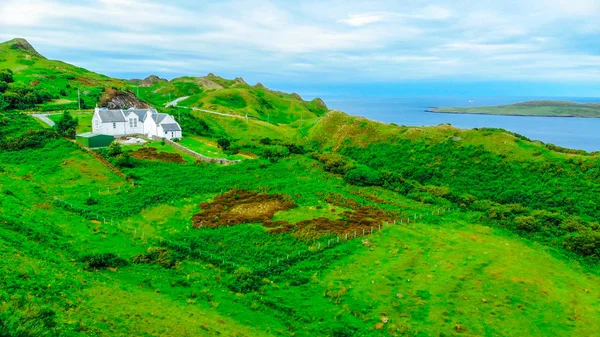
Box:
[130,147,185,163]
[265,205,390,238]
[192,189,297,228]
[193,190,392,238]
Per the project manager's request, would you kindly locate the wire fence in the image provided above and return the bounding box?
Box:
[53,196,457,274]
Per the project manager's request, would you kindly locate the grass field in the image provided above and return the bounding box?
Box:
[178,135,246,160]
[1,37,599,337]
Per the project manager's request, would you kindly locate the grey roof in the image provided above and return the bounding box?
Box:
[126,108,157,122]
[152,113,169,124]
[97,109,126,123]
[161,123,181,132]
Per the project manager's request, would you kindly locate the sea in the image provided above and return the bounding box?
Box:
[320,96,600,152]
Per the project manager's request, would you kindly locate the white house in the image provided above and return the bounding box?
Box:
[92,107,183,140]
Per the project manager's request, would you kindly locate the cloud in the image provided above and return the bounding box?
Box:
[338,13,390,27]
[0,0,598,86]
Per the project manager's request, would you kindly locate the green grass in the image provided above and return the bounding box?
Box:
[178,135,246,160]
[47,110,94,133]
[431,100,600,118]
[1,39,600,336]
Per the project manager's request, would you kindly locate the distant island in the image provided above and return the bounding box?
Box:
[430,100,600,118]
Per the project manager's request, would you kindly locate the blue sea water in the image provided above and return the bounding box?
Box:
[322,96,600,152]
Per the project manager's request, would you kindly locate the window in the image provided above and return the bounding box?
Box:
[134,119,137,127]
[129,118,137,128]
[129,118,133,128]
[113,122,116,129]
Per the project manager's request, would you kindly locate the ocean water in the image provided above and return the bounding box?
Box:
[323,96,600,152]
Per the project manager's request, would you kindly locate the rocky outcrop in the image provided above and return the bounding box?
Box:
[140,75,167,87]
[99,89,150,109]
[234,77,248,85]
[8,38,45,59]
[195,77,223,90]
[311,97,328,110]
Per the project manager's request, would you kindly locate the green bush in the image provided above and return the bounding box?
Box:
[343,165,383,186]
[53,111,78,138]
[217,138,231,150]
[80,253,128,270]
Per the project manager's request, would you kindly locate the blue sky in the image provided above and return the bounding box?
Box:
[1,0,599,97]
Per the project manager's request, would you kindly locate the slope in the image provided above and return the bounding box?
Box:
[0,38,142,111]
[133,74,329,124]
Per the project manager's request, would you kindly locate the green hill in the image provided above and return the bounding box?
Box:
[0,38,139,111]
[431,100,600,117]
[133,74,329,124]
[0,39,599,336]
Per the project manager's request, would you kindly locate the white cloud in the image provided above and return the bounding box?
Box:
[338,13,390,27]
[0,0,598,84]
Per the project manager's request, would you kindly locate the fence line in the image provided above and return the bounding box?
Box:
[54,195,457,275]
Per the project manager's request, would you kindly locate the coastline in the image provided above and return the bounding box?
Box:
[426,109,596,119]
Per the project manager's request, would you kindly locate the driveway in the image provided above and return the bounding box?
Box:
[33,114,55,127]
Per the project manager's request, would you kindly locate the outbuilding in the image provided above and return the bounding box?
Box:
[76,132,114,148]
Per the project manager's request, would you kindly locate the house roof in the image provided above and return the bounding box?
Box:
[152,113,169,124]
[161,123,181,131]
[125,108,157,122]
[97,109,126,123]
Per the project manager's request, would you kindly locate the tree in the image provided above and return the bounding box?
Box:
[0,81,8,93]
[217,138,231,150]
[54,111,78,138]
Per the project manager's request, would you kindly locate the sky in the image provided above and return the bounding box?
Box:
[1,0,599,97]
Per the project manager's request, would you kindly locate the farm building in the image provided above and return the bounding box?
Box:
[76,132,114,148]
[92,107,183,140]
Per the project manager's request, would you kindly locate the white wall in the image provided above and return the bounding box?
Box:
[124,112,144,135]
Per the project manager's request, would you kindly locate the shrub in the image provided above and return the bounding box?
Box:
[0,129,57,151]
[107,142,123,157]
[563,230,600,257]
[80,253,128,270]
[217,138,231,150]
[114,151,135,168]
[132,247,178,269]
[85,197,98,205]
[262,145,289,163]
[343,165,383,186]
[515,215,539,231]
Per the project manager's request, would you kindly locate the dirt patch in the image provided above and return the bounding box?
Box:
[130,147,185,163]
[192,189,296,228]
[193,190,392,238]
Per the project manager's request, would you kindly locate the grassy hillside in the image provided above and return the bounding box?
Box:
[431,100,600,117]
[133,75,329,124]
[0,40,599,336]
